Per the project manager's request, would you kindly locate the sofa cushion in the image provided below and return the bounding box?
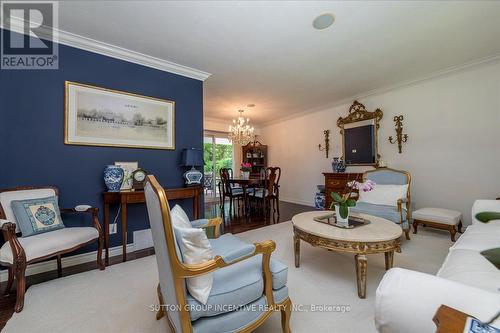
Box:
[412,208,461,225]
[472,200,500,225]
[475,212,500,223]
[451,224,500,252]
[437,249,500,293]
[351,201,407,224]
[0,227,98,263]
[481,248,500,269]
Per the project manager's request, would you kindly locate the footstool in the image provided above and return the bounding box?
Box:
[412,208,463,242]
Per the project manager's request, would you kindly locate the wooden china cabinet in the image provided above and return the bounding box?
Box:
[323,172,363,209]
[242,141,268,178]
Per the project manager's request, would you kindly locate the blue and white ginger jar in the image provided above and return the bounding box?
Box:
[104,165,124,192]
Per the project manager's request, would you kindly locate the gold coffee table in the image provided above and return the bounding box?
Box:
[292,211,402,298]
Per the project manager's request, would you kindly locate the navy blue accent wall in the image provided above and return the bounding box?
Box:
[0,30,203,251]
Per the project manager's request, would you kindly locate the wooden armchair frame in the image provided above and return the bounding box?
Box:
[0,186,104,312]
[147,175,292,333]
[201,217,222,238]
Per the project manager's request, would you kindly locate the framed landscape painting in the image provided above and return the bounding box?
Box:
[65,81,175,150]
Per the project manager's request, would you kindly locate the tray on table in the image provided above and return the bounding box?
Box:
[313,212,370,229]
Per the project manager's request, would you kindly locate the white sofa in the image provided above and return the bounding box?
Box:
[375,200,500,333]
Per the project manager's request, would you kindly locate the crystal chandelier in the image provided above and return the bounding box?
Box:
[228,109,255,145]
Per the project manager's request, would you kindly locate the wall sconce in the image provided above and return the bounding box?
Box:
[388,115,408,153]
[318,129,330,158]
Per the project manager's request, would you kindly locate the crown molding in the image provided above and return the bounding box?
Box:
[261,53,500,127]
[204,116,232,125]
[2,17,211,81]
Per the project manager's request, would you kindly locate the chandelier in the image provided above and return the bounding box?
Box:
[228,109,255,145]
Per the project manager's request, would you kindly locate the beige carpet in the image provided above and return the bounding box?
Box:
[3,221,452,333]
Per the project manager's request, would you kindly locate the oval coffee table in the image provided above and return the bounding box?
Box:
[292,211,402,298]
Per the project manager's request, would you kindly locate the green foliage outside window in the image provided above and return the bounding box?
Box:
[204,143,233,175]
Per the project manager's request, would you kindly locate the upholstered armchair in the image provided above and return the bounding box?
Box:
[0,186,104,312]
[350,168,412,240]
[145,175,292,333]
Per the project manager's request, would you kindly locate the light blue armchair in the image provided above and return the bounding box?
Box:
[144,175,292,333]
[351,168,412,240]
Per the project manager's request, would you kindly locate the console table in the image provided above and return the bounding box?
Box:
[323,172,363,209]
[102,186,203,265]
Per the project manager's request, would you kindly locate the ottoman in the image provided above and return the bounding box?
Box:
[412,208,463,242]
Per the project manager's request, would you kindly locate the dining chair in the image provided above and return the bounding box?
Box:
[144,175,292,333]
[252,167,281,218]
[226,168,243,189]
[219,168,244,218]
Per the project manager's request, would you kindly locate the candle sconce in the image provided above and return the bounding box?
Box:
[388,115,408,153]
[318,129,330,158]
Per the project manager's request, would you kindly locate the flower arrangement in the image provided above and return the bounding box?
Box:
[240,162,252,172]
[330,179,376,219]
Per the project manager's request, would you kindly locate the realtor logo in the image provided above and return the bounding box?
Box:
[1,1,58,69]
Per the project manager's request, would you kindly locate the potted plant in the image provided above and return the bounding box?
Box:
[330,179,375,227]
[240,162,252,179]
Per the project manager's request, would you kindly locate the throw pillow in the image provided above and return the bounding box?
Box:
[11,196,65,237]
[475,212,500,223]
[480,248,500,269]
[174,226,214,304]
[170,204,192,229]
[358,184,408,207]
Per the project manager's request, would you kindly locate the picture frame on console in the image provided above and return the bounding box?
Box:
[114,161,138,190]
[65,81,175,150]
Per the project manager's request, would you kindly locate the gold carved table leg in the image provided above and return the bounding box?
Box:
[294,233,300,268]
[385,251,394,270]
[355,254,367,299]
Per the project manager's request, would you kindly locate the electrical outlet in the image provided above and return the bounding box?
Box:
[109,223,117,235]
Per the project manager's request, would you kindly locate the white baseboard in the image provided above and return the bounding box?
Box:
[0,243,136,282]
[133,229,154,251]
[280,196,315,207]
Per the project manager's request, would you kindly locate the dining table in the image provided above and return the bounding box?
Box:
[226,176,266,219]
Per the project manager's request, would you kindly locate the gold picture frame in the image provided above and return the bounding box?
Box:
[337,100,383,166]
[65,81,175,150]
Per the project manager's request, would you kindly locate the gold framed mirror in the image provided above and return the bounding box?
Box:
[337,101,383,166]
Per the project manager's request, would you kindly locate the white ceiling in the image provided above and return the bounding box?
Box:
[57,1,500,125]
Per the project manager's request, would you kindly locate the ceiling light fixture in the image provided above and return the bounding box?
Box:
[313,13,335,30]
[228,109,255,145]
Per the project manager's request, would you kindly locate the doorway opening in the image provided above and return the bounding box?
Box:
[203,133,233,202]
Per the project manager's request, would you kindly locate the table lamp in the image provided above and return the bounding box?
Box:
[181,148,203,186]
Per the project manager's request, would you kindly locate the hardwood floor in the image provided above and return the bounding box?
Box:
[0,200,312,330]
[206,199,312,233]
